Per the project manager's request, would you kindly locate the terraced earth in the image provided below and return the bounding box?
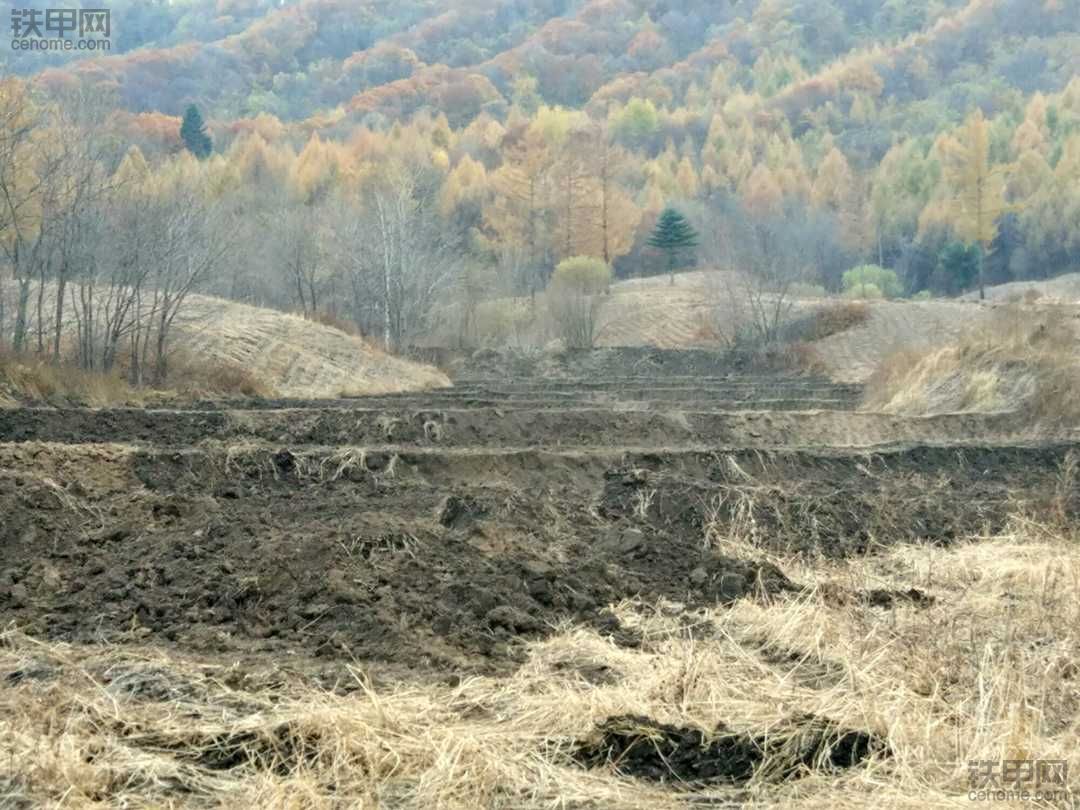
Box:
[2,347,1079,805]
[2,347,1076,672]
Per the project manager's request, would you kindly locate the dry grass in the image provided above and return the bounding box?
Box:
[184,297,450,399]
[864,305,1080,423]
[0,281,450,401]
[0,350,143,408]
[181,297,451,399]
[304,310,365,337]
[165,350,275,399]
[0,349,277,406]
[2,517,1078,808]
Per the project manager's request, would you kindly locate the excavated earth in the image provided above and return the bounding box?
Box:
[2,348,1079,677]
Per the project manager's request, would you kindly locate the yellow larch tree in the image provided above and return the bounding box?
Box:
[936,109,1015,300]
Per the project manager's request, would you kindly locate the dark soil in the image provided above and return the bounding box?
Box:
[573,713,889,786]
[2,346,1076,674]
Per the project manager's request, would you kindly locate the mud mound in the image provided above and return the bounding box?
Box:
[573,713,888,785]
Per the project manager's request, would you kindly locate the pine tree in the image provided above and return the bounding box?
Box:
[180,104,212,160]
[648,207,699,284]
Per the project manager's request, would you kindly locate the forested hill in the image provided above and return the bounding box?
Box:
[3,0,1079,344]
[16,0,1079,131]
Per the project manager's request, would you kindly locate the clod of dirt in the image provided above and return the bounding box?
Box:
[272,449,296,475]
[4,663,57,685]
[862,587,934,608]
[587,610,644,649]
[820,583,935,609]
[573,713,889,786]
[437,493,486,527]
[550,658,621,686]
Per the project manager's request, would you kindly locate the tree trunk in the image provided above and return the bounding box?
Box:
[35,273,46,354]
[978,244,985,301]
[12,277,31,353]
[52,274,67,361]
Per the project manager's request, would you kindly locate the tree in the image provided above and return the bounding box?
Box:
[932,241,980,295]
[180,104,212,159]
[612,98,659,150]
[648,207,699,284]
[482,125,553,299]
[937,110,1013,300]
[579,123,640,266]
[340,158,462,351]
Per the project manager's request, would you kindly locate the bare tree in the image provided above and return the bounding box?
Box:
[0,80,62,352]
[703,194,842,347]
[336,160,461,351]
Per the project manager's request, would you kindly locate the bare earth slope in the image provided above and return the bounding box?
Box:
[182,297,449,397]
[592,273,1080,385]
[0,280,449,400]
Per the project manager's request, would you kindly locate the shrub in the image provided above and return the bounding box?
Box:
[472,299,537,347]
[843,282,883,300]
[168,351,274,398]
[842,265,902,299]
[307,310,363,336]
[779,302,870,343]
[549,256,612,296]
[546,257,613,349]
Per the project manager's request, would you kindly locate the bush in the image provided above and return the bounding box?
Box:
[843,282,883,300]
[472,299,537,347]
[842,265,902,299]
[168,351,274,398]
[307,310,363,336]
[546,257,613,349]
[549,256,612,295]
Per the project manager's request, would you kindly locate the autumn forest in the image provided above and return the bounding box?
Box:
[2,0,1080,363]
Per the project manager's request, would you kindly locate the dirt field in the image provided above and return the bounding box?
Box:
[2,347,1079,808]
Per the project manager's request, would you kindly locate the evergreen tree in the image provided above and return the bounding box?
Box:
[648,206,699,284]
[180,104,212,159]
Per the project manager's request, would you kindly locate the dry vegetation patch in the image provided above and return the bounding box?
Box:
[0,349,274,407]
[0,351,142,408]
[2,521,1078,808]
[864,305,1080,422]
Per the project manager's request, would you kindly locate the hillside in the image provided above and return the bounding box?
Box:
[2,0,1079,383]
[0,285,449,404]
[458,270,1080,386]
[18,0,1079,134]
[179,297,450,397]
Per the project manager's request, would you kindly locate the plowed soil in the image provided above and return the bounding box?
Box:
[3,348,1077,677]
